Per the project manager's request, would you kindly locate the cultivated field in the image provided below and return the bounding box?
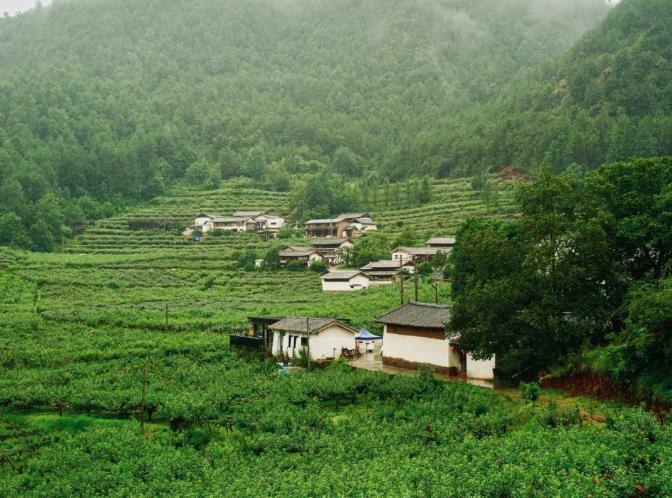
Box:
[3,179,669,496]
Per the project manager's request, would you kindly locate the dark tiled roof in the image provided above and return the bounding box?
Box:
[376,302,451,329]
[269,317,356,334]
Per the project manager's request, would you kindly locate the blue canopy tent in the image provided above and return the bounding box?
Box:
[355,328,382,341]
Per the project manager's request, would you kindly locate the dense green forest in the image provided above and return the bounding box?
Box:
[424,0,672,175]
[0,0,611,248]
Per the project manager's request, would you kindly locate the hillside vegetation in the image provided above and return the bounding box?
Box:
[421,0,672,174]
[0,0,609,248]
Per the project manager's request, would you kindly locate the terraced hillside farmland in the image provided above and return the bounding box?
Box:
[373,178,519,235]
[66,180,292,255]
[3,177,517,337]
[67,177,519,255]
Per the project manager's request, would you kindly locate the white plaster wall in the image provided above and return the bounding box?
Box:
[382,326,457,368]
[466,354,496,380]
[392,251,412,264]
[309,326,356,360]
[195,216,211,227]
[322,275,370,292]
[309,253,323,263]
[271,326,355,360]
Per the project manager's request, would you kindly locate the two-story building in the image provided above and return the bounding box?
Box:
[304,213,377,238]
[310,238,353,265]
[191,211,285,236]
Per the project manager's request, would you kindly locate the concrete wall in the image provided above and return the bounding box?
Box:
[466,354,496,380]
[321,275,370,292]
[382,325,459,369]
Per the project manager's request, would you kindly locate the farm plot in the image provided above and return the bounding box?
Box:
[1,322,671,497]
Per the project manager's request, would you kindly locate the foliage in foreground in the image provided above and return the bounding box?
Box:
[448,157,672,401]
[0,326,670,498]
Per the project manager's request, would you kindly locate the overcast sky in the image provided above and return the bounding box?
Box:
[3,0,53,15]
[2,0,620,16]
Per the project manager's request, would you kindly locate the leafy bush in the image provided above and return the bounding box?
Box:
[309,260,328,273]
[520,382,541,404]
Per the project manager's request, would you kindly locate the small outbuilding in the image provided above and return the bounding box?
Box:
[376,302,495,379]
[270,317,358,360]
[321,271,370,292]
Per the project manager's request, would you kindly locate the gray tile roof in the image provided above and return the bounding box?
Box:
[305,218,337,225]
[393,247,440,256]
[233,211,265,218]
[427,237,456,246]
[269,317,356,334]
[376,302,451,329]
[335,212,369,221]
[322,271,367,281]
[279,246,318,257]
[310,238,350,246]
[360,260,410,271]
[213,217,246,223]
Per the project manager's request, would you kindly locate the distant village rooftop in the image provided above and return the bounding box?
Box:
[361,260,412,270]
[427,237,456,246]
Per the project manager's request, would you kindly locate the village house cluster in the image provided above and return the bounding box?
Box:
[234,301,495,380]
[303,212,377,238]
[186,211,286,237]
[278,212,377,267]
[321,236,455,291]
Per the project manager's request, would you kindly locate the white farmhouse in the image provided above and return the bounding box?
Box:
[279,246,323,267]
[270,317,357,360]
[376,302,495,380]
[193,213,215,233]
[321,271,370,292]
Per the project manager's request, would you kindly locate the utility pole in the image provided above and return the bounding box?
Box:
[306,317,311,370]
[434,282,439,304]
[414,275,419,302]
[139,353,148,431]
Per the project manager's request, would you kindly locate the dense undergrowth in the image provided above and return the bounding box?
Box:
[1,326,670,497]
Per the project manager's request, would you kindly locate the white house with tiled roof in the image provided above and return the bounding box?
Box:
[376,302,495,379]
[321,271,370,292]
[270,317,357,360]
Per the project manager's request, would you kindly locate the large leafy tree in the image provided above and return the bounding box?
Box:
[449,171,622,378]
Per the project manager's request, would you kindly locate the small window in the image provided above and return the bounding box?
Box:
[301,337,308,347]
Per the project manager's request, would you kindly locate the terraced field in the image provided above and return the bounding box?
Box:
[2,177,518,336]
[66,177,518,255]
[373,178,519,235]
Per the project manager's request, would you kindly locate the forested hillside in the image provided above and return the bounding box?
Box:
[424,0,672,174]
[0,0,610,249]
